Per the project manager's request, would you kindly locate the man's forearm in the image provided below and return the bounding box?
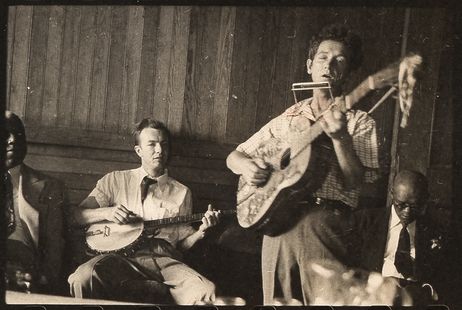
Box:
[177,230,205,251]
[72,207,110,226]
[226,150,250,175]
[332,135,365,190]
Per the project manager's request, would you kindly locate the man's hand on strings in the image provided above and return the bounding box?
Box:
[198,204,222,233]
[241,157,271,186]
[105,204,135,224]
[320,97,349,141]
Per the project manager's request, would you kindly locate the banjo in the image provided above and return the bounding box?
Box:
[85,209,236,255]
[235,55,422,236]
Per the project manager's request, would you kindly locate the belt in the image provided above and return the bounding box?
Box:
[300,196,351,209]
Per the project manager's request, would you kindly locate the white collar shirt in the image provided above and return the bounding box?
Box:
[382,206,416,280]
[7,165,39,249]
[89,167,195,247]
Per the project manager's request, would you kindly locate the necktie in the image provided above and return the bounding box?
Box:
[140,176,156,203]
[5,172,15,236]
[394,223,414,278]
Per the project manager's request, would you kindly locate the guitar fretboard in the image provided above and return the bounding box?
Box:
[144,209,236,229]
[292,80,372,157]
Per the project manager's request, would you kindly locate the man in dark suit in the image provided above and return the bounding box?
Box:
[4,111,66,294]
[351,170,447,305]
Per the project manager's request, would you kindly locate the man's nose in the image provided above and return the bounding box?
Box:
[154,143,162,153]
[402,206,412,215]
[6,133,15,144]
[326,57,336,70]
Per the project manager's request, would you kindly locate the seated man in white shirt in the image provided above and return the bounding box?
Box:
[351,170,447,305]
[68,118,221,305]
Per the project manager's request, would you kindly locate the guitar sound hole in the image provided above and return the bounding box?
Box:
[280,148,291,170]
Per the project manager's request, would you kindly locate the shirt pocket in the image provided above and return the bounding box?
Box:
[160,199,180,218]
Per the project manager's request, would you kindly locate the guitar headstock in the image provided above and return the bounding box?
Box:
[369,53,423,90]
[346,53,423,112]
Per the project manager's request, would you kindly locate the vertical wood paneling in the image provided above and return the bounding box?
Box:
[269,8,296,116]
[226,8,262,143]
[9,6,32,118]
[429,13,454,169]
[25,6,49,126]
[104,6,128,132]
[287,10,310,98]
[254,8,279,131]
[210,7,235,141]
[152,6,175,124]
[72,6,97,128]
[136,6,160,122]
[88,6,112,130]
[7,7,16,106]
[166,6,191,134]
[57,7,81,127]
[119,6,144,133]
[183,6,223,139]
[41,6,65,126]
[6,5,454,225]
[397,8,447,173]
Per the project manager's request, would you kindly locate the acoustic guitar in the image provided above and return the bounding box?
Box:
[85,209,236,255]
[235,55,422,236]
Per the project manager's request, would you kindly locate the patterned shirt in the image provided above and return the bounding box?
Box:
[236,98,379,208]
[89,167,195,247]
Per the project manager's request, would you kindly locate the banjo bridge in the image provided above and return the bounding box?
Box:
[104,225,110,237]
[85,225,111,237]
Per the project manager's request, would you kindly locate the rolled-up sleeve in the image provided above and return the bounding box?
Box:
[236,116,284,156]
[88,172,115,208]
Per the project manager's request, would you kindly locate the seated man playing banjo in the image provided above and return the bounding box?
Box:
[68,118,221,305]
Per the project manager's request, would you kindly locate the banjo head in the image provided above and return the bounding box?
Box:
[86,221,144,253]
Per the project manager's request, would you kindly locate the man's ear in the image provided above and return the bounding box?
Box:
[306,59,313,75]
[134,145,142,158]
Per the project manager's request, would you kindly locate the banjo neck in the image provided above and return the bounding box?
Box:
[143,209,236,230]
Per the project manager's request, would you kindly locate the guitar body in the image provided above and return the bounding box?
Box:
[235,56,421,236]
[236,121,332,236]
[85,220,145,255]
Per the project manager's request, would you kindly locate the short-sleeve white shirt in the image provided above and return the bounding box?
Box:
[88,167,195,247]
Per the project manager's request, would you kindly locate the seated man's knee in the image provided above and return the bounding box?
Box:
[68,255,109,298]
[68,262,94,297]
[174,276,216,305]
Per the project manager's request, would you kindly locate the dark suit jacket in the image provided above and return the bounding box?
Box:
[350,206,446,287]
[16,164,66,293]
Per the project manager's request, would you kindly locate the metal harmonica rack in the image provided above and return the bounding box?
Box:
[291,81,333,104]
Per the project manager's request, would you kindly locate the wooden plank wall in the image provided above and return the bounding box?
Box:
[6,5,452,213]
[396,8,455,210]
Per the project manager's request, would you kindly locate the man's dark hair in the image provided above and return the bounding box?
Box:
[308,24,363,72]
[133,119,171,158]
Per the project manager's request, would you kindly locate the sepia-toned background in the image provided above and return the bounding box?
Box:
[6,5,456,214]
[4,4,461,305]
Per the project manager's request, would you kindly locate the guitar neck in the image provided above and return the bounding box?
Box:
[304,79,371,145]
[144,209,236,229]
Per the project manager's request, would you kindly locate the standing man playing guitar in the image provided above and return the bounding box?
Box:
[226,24,382,304]
[68,118,221,305]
